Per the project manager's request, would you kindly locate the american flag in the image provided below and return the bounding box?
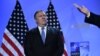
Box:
[0,0,28,56]
[46,1,68,56]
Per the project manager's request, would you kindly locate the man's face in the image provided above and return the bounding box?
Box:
[35,11,47,26]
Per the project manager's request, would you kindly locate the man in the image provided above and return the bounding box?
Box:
[74,4,100,28]
[24,10,64,56]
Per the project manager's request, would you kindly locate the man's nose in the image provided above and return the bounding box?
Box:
[42,16,46,19]
[42,17,45,19]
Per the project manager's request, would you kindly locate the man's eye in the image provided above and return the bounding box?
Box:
[39,16,42,17]
[43,15,46,17]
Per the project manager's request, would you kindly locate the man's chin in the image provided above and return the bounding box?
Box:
[43,23,47,26]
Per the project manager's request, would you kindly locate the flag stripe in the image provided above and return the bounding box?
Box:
[0,53,2,56]
[0,53,1,56]
[64,50,68,56]
[64,43,68,56]
[4,33,23,56]
[0,47,9,56]
[3,33,20,55]
[1,43,13,56]
[0,1,28,56]
[3,37,18,56]
[5,29,24,55]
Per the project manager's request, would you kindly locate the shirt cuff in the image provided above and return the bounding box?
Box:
[86,12,90,18]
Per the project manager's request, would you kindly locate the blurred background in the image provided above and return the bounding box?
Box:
[0,0,100,56]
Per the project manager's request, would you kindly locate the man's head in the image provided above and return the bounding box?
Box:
[34,10,47,27]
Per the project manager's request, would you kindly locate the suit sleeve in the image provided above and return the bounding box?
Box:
[54,30,64,56]
[85,12,100,28]
[24,32,33,56]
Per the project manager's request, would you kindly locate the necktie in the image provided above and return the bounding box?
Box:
[41,27,45,43]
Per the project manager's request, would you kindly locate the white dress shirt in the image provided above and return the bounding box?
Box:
[38,26,47,38]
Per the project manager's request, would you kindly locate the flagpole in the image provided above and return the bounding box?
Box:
[49,0,52,3]
[50,0,51,2]
[16,0,18,2]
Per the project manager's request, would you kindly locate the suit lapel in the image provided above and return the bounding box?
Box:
[35,27,51,45]
[45,27,51,45]
[35,27,44,45]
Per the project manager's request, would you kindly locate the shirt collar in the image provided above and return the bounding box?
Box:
[38,26,47,30]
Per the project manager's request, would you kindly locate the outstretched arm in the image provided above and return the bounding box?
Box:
[74,3,90,18]
[74,3,100,28]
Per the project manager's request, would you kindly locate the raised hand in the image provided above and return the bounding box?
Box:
[74,3,90,17]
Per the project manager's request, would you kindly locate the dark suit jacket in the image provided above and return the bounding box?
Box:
[24,27,64,56]
[85,12,100,28]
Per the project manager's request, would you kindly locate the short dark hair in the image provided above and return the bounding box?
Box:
[34,10,44,19]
